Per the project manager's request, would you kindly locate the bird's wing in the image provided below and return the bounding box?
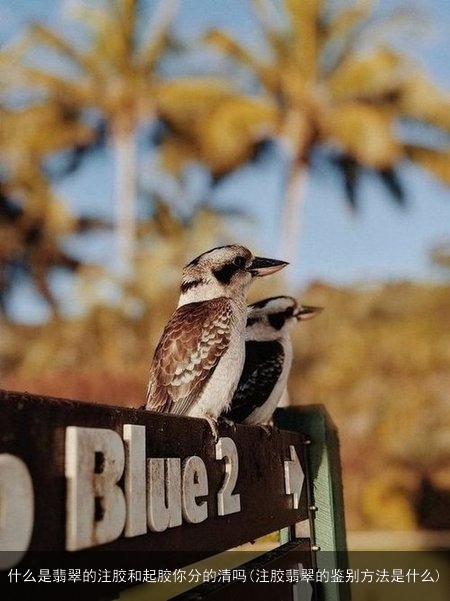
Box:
[145,298,233,414]
[226,340,284,423]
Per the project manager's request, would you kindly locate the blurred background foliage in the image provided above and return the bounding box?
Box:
[1,0,450,543]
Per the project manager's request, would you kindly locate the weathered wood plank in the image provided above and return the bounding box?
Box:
[0,389,309,566]
[1,392,352,600]
[172,539,315,600]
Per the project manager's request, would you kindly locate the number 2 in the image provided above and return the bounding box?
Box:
[215,437,241,516]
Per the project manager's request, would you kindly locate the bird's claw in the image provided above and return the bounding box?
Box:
[259,423,273,436]
[204,416,219,442]
[218,416,237,431]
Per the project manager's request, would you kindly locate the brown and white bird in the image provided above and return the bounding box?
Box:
[145,245,288,428]
[223,296,322,426]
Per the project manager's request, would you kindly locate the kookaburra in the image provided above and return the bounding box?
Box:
[223,296,322,425]
[145,246,288,430]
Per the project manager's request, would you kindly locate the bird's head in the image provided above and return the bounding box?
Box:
[245,296,323,340]
[178,245,288,305]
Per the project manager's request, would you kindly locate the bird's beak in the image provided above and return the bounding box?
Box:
[248,257,289,277]
[294,305,323,321]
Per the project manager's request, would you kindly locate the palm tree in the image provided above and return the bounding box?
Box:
[203,0,450,263]
[153,78,278,185]
[0,102,107,315]
[7,0,181,278]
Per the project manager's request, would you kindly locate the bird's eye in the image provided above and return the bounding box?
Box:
[213,256,247,284]
[233,256,246,269]
[269,313,286,330]
[285,307,294,317]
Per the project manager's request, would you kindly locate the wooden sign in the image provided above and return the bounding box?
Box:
[0,390,312,573]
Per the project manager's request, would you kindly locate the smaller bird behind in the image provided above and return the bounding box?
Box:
[145,245,288,430]
[223,295,323,426]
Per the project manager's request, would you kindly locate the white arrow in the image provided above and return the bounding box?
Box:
[284,445,305,510]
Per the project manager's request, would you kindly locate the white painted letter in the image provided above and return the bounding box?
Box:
[147,458,182,532]
[123,424,147,537]
[65,427,126,551]
[182,456,208,524]
[215,437,241,516]
[0,454,34,569]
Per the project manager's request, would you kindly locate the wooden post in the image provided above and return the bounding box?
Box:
[274,406,351,601]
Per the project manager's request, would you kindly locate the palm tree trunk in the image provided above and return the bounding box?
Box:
[278,156,309,271]
[111,126,137,279]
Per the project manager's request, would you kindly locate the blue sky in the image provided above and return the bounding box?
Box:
[1,0,450,322]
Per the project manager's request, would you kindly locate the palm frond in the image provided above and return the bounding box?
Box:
[3,64,92,105]
[138,0,180,71]
[28,23,102,80]
[405,145,450,185]
[198,95,278,176]
[333,154,360,210]
[328,103,401,169]
[203,29,268,78]
[155,78,232,133]
[329,48,405,102]
[325,0,374,42]
[398,73,450,131]
[378,167,406,206]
